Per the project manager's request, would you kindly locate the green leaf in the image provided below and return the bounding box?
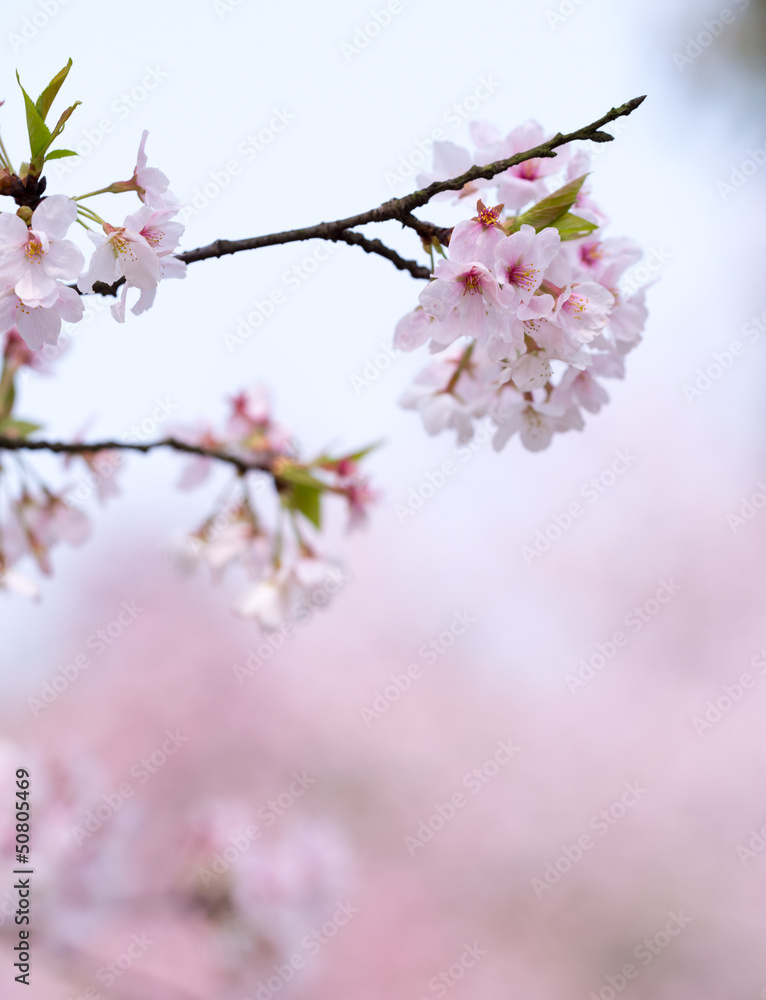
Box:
[35,58,73,122]
[29,102,81,174]
[0,417,42,438]
[45,148,77,161]
[512,174,589,233]
[16,71,51,160]
[345,440,383,463]
[290,483,322,529]
[0,376,15,423]
[276,465,327,490]
[48,101,81,144]
[313,440,384,467]
[553,212,599,241]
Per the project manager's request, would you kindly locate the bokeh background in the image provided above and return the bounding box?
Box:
[1,0,766,996]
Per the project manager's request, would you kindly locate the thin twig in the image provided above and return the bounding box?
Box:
[332,229,431,279]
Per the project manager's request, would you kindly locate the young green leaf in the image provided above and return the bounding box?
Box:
[0,375,16,423]
[16,71,52,160]
[312,440,383,467]
[35,58,73,122]
[511,174,589,233]
[276,465,327,490]
[0,417,42,438]
[290,483,322,529]
[553,212,599,241]
[45,149,77,161]
[48,101,81,144]
[344,440,383,463]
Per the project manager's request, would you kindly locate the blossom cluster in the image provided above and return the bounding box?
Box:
[0,64,375,610]
[0,350,375,611]
[0,61,185,350]
[168,385,375,631]
[0,739,350,993]
[0,329,92,598]
[0,63,646,606]
[182,801,350,979]
[395,123,649,451]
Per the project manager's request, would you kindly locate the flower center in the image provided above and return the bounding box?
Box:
[476,204,501,228]
[579,242,602,266]
[461,270,483,295]
[518,160,540,181]
[111,235,139,262]
[507,261,537,291]
[563,292,588,319]
[25,235,45,263]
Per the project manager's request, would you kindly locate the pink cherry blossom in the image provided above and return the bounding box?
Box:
[507,351,554,391]
[515,312,590,365]
[496,121,568,209]
[495,224,561,307]
[469,119,510,164]
[0,195,84,306]
[233,572,291,629]
[399,343,494,443]
[414,140,485,202]
[0,282,83,350]
[132,129,175,209]
[393,307,435,351]
[552,281,615,341]
[419,259,504,345]
[123,204,185,256]
[1,485,91,588]
[569,367,610,412]
[79,222,161,294]
[397,120,651,452]
[345,478,376,530]
[490,386,581,452]
[2,327,35,369]
[608,287,648,351]
[448,200,507,268]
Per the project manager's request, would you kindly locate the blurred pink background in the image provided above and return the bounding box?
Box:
[2,0,766,996]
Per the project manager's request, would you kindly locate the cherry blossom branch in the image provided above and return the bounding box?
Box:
[331,229,431,279]
[174,96,645,264]
[397,94,646,207]
[399,214,454,247]
[0,434,275,476]
[77,95,644,296]
[77,230,429,294]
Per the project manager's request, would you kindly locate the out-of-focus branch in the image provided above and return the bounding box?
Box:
[0,434,275,476]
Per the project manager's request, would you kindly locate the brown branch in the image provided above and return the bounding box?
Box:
[0,435,275,476]
[174,96,645,262]
[331,229,431,279]
[79,95,645,293]
[73,234,428,293]
[395,95,646,209]
[400,214,454,247]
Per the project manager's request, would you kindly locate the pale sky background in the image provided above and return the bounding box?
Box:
[1,0,764,701]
